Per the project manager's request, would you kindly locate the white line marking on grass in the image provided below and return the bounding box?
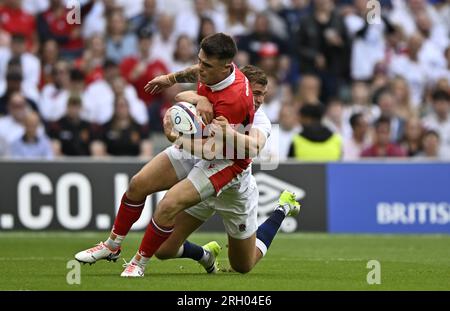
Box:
[0,257,68,261]
[0,232,109,238]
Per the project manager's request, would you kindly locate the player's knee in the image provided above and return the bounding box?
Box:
[128,174,144,196]
[230,262,253,274]
[157,197,181,220]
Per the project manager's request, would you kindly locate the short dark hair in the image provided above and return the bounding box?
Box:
[423,129,439,140]
[300,103,324,121]
[240,65,268,86]
[374,116,391,129]
[137,26,153,40]
[103,59,118,70]
[349,113,363,129]
[68,94,82,106]
[11,34,26,43]
[6,70,22,81]
[70,68,85,82]
[200,33,237,61]
[431,89,450,102]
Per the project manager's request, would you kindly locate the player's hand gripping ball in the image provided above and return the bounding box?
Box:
[169,102,206,135]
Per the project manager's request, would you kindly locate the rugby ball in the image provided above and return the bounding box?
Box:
[169,102,205,135]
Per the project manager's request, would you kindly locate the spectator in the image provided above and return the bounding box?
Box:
[343,112,371,161]
[9,111,53,159]
[224,0,254,38]
[0,34,41,102]
[0,66,38,115]
[260,76,282,122]
[197,17,216,47]
[323,98,345,135]
[105,9,138,63]
[151,14,176,67]
[341,81,379,140]
[69,68,86,95]
[129,0,158,35]
[389,0,443,38]
[400,117,423,157]
[361,116,406,158]
[82,0,119,39]
[377,89,405,143]
[416,129,441,159]
[288,103,342,161]
[0,92,44,144]
[388,33,428,108]
[390,76,416,120]
[345,0,394,81]
[264,103,301,161]
[96,96,149,156]
[173,0,226,40]
[414,12,448,86]
[294,74,321,106]
[0,0,37,52]
[168,35,196,73]
[296,0,351,101]
[38,60,71,122]
[237,13,288,66]
[48,94,93,156]
[82,60,148,125]
[434,0,450,35]
[22,0,49,15]
[256,41,291,83]
[421,89,450,159]
[74,34,106,85]
[110,76,148,125]
[37,0,84,59]
[120,28,168,104]
[39,39,59,88]
[277,0,310,39]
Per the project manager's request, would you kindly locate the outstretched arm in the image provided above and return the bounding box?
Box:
[144,66,215,123]
[144,64,199,94]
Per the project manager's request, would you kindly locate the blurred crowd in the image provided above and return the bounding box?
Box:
[0,0,449,161]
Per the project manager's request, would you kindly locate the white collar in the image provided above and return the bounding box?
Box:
[207,64,236,92]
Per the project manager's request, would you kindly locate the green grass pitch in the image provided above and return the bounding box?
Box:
[0,232,449,290]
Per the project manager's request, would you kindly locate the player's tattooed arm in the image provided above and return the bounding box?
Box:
[173,64,199,83]
[144,65,199,94]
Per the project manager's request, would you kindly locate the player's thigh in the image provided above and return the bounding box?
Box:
[130,151,179,194]
[155,178,203,220]
[156,211,204,259]
[227,233,257,274]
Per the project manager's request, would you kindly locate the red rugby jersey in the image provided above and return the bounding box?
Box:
[197,64,255,170]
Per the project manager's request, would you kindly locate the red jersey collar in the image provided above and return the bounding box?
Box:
[207,63,236,92]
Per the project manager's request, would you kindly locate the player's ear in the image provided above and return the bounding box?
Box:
[224,62,232,71]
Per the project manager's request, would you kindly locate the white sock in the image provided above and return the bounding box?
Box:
[276,204,289,216]
[175,245,184,258]
[256,238,268,257]
[105,234,125,251]
[198,249,210,265]
[132,252,150,268]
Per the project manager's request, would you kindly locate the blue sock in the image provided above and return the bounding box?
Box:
[179,240,204,261]
[256,209,285,253]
